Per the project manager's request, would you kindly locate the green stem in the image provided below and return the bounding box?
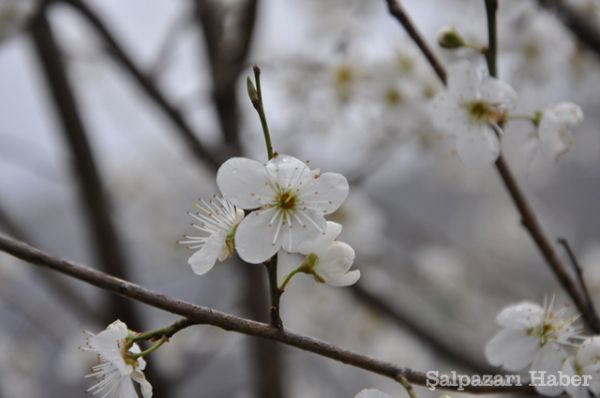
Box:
[130,318,193,343]
[265,256,283,328]
[484,0,498,77]
[250,65,274,160]
[133,336,167,359]
[400,375,418,398]
[278,265,306,293]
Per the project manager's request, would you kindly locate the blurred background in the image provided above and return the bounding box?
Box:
[1,0,600,397]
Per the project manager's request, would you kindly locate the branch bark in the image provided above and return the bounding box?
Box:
[0,233,538,395]
[383,0,600,333]
[61,0,222,170]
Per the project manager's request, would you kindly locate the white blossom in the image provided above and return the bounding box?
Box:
[485,300,580,395]
[178,196,244,275]
[217,155,349,263]
[563,337,600,398]
[278,221,359,287]
[354,389,392,398]
[431,61,516,167]
[82,320,152,398]
[536,102,583,161]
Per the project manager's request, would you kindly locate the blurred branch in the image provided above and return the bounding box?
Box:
[558,237,599,325]
[383,0,600,333]
[0,233,539,395]
[351,283,498,374]
[538,0,600,57]
[194,1,285,394]
[148,12,193,79]
[29,7,141,328]
[195,0,258,153]
[385,0,447,84]
[61,0,222,170]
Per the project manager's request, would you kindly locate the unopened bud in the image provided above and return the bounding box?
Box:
[437,27,466,49]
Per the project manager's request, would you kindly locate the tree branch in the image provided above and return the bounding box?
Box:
[60,0,222,170]
[537,0,600,58]
[383,0,599,333]
[0,233,538,395]
[29,6,141,328]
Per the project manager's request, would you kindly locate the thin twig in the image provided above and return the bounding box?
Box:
[61,0,222,170]
[383,0,599,333]
[385,0,447,84]
[557,237,600,327]
[0,233,538,395]
[537,0,600,58]
[29,7,141,328]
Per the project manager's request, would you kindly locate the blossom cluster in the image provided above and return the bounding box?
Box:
[180,154,360,287]
[486,298,600,397]
[431,61,583,167]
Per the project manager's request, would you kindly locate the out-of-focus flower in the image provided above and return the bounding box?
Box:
[354,389,392,398]
[536,102,583,161]
[217,155,349,263]
[563,337,600,398]
[431,61,516,167]
[82,320,152,398]
[485,300,580,395]
[278,221,359,287]
[330,190,385,257]
[178,196,244,275]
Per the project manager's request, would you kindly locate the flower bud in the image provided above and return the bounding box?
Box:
[437,27,466,49]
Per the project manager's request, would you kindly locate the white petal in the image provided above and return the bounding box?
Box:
[280,211,327,253]
[563,359,590,398]
[297,221,342,254]
[480,76,517,108]
[315,241,358,287]
[276,250,303,286]
[456,124,500,167]
[265,155,311,188]
[188,233,224,275]
[430,92,468,136]
[531,344,568,396]
[132,370,153,398]
[89,321,130,374]
[484,328,538,371]
[447,61,482,101]
[496,301,544,329]
[300,172,349,215]
[355,389,392,398]
[235,209,280,263]
[216,157,271,209]
[116,377,138,398]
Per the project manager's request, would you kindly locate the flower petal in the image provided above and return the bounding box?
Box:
[235,209,280,263]
[531,344,567,396]
[265,155,312,188]
[297,221,342,254]
[301,172,349,215]
[188,233,224,275]
[355,389,392,398]
[496,301,544,329]
[281,211,327,253]
[315,241,358,287]
[216,157,271,209]
[456,124,500,167]
[132,369,153,398]
[480,76,517,109]
[447,61,481,101]
[484,328,538,371]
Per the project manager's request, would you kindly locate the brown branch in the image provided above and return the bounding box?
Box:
[383,0,599,333]
[385,0,447,84]
[194,0,259,154]
[557,237,600,327]
[0,233,538,395]
[60,0,222,170]
[29,6,141,328]
[538,0,600,58]
[351,283,499,374]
